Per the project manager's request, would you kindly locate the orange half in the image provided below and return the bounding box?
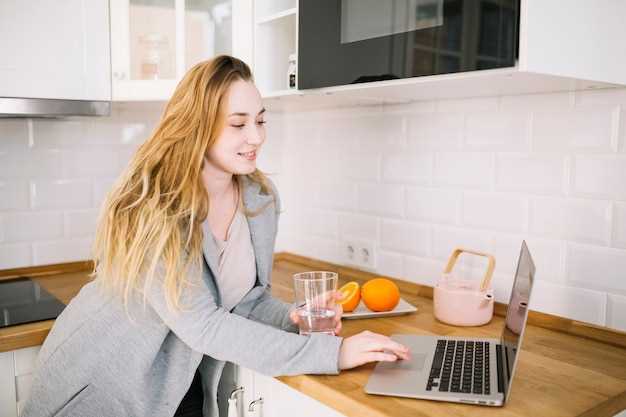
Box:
[338,281,361,312]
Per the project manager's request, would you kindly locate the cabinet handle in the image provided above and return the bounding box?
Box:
[228,386,244,417]
[248,397,263,412]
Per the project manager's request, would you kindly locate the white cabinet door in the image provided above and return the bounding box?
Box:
[249,371,346,417]
[0,351,17,417]
[0,0,111,101]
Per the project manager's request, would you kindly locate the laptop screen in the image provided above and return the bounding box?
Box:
[500,241,535,400]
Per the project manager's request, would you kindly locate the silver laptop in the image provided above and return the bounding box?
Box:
[365,241,535,407]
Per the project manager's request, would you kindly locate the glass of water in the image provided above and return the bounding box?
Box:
[293,271,338,336]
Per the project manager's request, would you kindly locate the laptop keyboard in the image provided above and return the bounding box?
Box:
[427,340,491,395]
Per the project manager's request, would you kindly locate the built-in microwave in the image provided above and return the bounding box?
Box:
[298,0,519,89]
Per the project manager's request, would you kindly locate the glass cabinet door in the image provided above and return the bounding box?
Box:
[129,0,177,81]
[185,0,233,71]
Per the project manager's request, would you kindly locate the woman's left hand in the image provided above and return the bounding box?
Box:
[289,291,343,335]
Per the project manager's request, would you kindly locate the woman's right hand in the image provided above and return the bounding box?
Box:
[338,330,411,370]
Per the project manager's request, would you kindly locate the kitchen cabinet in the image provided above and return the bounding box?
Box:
[260,0,626,112]
[110,0,253,101]
[0,0,110,102]
[237,366,345,417]
[0,345,40,417]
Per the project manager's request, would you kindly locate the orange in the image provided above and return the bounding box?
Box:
[338,281,360,312]
[361,278,400,312]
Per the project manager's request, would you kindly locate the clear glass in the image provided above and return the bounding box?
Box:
[185,0,232,70]
[293,271,338,336]
[129,0,177,80]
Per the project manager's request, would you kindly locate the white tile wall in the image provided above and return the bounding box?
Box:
[0,102,164,268]
[2,89,626,330]
[275,87,626,330]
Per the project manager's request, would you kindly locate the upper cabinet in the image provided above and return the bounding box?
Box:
[0,0,111,105]
[110,0,253,101]
[260,0,626,112]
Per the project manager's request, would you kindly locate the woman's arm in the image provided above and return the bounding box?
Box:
[245,286,298,332]
[144,271,340,377]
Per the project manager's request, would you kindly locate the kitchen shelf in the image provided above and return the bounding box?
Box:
[261,66,620,112]
[256,7,296,25]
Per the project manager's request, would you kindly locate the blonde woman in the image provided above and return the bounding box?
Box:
[20,56,410,417]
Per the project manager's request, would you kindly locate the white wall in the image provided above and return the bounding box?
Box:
[273,87,626,332]
[1,88,625,331]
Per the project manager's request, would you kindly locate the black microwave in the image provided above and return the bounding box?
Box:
[298,0,519,89]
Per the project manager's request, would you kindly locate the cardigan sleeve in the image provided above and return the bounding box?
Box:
[144,270,341,377]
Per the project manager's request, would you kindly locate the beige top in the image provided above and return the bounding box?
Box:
[209,209,256,311]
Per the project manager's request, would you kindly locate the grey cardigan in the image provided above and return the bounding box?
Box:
[20,177,342,417]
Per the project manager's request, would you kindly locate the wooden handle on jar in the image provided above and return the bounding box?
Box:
[443,248,496,292]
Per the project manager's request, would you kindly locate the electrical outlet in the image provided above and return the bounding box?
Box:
[342,240,377,271]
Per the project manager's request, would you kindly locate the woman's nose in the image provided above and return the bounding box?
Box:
[246,128,264,145]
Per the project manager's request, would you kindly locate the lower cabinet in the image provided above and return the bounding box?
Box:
[237,367,346,417]
[0,345,41,417]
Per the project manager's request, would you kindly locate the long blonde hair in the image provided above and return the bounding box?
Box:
[92,55,275,312]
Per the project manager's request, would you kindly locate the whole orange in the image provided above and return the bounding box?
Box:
[361,278,400,312]
[338,281,360,312]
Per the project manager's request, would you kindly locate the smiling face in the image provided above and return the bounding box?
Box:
[205,79,266,176]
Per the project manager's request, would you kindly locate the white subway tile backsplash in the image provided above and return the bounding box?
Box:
[434,152,493,189]
[493,235,563,282]
[33,238,92,265]
[381,219,430,256]
[530,197,611,245]
[0,181,29,210]
[0,149,64,179]
[495,154,565,194]
[357,183,404,217]
[462,192,527,233]
[64,210,98,238]
[31,179,92,209]
[437,97,499,114]
[354,115,406,153]
[32,119,88,147]
[0,119,29,149]
[2,212,63,242]
[317,181,357,211]
[464,113,530,151]
[500,91,573,112]
[403,255,443,286]
[432,226,493,261]
[406,187,459,225]
[93,178,116,208]
[572,155,626,200]
[339,213,378,241]
[532,107,615,153]
[574,88,626,107]
[376,250,404,278]
[302,209,339,239]
[61,149,121,177]
[407,114,463,150]
[606,294,626,332]
[382,153,432,185]
[566,243,626,292]
[614,203,626,249]
[0,243,31,269]
[342,154,380,181]
[530,281,606,326]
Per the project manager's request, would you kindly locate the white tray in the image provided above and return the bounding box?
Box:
[342,298,417,320]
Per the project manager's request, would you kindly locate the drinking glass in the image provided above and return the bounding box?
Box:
[293,271,338,336]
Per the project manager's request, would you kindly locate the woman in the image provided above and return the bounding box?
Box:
[21,56,410,417]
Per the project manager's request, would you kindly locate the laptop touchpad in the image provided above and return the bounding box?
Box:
[379,353,427,371]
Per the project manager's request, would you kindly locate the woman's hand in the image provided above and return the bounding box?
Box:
[338,330,411,370]
[289,291,344,335]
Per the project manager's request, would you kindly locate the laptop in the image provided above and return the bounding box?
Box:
[365,241,536,407]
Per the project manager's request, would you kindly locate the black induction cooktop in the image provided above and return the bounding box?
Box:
[0,277,66,328]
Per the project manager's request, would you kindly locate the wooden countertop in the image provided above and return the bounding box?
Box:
[1,255,626,417]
